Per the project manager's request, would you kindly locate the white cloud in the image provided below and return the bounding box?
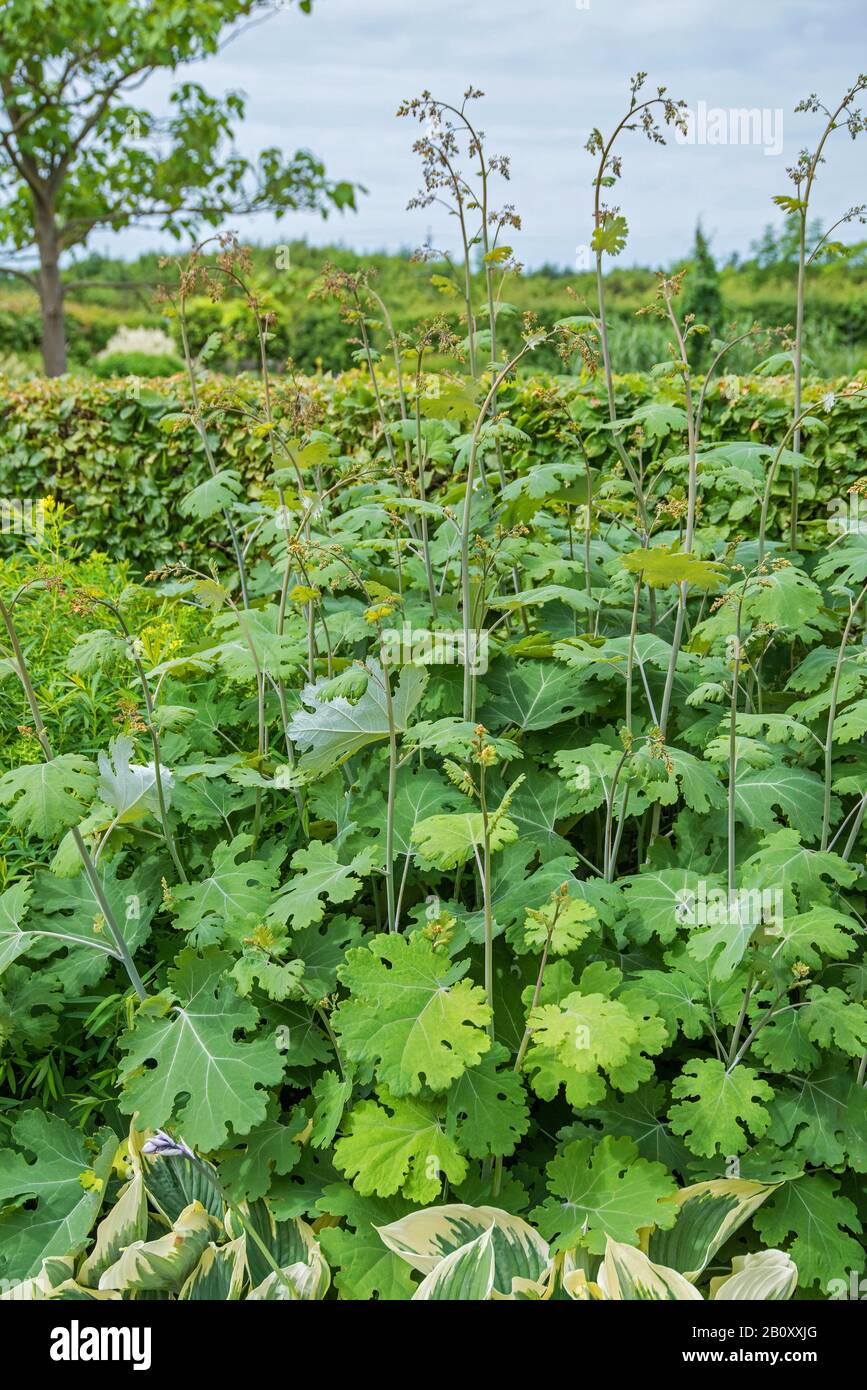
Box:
[90,0,867,269]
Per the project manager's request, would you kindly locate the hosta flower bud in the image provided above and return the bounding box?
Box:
[141,1130,194,1161]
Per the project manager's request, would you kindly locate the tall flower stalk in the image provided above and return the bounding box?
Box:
[778,77,867,548]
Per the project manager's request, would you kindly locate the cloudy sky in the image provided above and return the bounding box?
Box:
[118,0,867,269]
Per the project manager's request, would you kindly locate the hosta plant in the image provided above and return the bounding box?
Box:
[374,1200,799,1301]
[0,1125,329,1301]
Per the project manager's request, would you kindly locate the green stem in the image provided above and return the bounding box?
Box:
[726,970,754,1067]
[378,644,399,932]
[460,345,534,719]
[479,762,495,1039]
[820,581,867,849]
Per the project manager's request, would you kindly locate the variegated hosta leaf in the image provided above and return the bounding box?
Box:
[645,1178,780,1281]
[0,1256,95,1301]
[562,1271,602,1300]
[246,1249,330,1300]
[492,1269,558,1301]
[562,1249,604,1301]
[377,1203,550,1298]
[78,1172,148,1288]
[710,1249,798,1300]
[224,1203,329,1298]
[412,1226,497,1300]
[0,1256,66,1300]
[32,1280,121,1301]
[597,1239,703,1300]
[97,1201,211,1293]
[140,1149,224,1225]
[179,1238,246,1300]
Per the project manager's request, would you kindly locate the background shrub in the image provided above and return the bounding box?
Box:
[0,368,863,572]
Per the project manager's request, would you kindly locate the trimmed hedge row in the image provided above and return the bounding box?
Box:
[0,367,864,572]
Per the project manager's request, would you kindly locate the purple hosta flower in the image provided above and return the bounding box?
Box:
[141,1129,195,1161]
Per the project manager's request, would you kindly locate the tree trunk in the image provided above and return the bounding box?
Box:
[34,203,67,376]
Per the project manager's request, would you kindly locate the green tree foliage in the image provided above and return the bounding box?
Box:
[0,0,355,373]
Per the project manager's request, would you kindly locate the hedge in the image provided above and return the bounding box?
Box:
[0,367,864,573]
